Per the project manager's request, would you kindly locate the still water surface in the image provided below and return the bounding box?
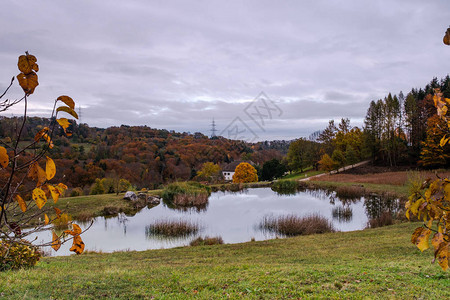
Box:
[34,187,397,256]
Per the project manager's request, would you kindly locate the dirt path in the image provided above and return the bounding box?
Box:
[299,160,371,181]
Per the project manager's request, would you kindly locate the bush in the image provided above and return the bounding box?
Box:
[90,178,105,195]
[259,214,334,236]
[190,236,224,246]
[367,212,393,228]
[0,240,42,271]
[69,187,84,197]
[145,219,200,237]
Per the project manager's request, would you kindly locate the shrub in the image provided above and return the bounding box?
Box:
[367,212,393,228]
[69,187,84,197]
[145,219,200,237]
[332,206,353,222]
[259,214,334,236]
[0,240,42,271]
[90,178,105,195]
[189,236,224,246]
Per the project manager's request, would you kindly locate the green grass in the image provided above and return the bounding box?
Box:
[282,168,324,180]
[0,222,448,298]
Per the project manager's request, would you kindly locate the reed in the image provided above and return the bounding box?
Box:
[260,214,334,236]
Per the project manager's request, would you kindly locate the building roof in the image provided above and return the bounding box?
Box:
[222,161,244,172]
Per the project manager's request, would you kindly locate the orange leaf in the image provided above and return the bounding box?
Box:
[42,133,54,149]
[45,156,56,180]
[0,146,8,168]
[17,53,38,74]
[51,231,61,251]
[56,106,78,119]
[57,95,75,109]
[69,235,85,255]
[28,162,46,186]
[34,127,49,142]
[44,214,49,225]
[16,71,38,95]
[54,207,62,218]
[15,195,26,212]
[32,188,47,209]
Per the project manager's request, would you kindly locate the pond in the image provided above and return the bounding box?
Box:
[32,187,400,256]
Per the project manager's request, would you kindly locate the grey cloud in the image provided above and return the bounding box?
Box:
[1,0,450,141]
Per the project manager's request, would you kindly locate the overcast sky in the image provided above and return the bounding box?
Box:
[1,0,449,141]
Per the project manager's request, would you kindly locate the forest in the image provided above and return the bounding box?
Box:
[1,75,449,194]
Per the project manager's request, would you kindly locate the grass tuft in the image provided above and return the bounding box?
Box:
[189,236,224,246]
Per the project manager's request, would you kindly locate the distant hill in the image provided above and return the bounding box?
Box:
[0,117,290,189]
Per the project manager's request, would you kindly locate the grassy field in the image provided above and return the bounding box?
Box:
[1,222,448,299]
[282,168,324,180]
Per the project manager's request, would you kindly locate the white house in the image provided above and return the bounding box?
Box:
[222,161,242,181]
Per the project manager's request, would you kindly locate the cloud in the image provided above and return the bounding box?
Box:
[1,0,449,141]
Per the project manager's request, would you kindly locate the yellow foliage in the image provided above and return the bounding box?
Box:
[232,162,258,183]
[32,188,47,209]
[0,146,9,168]
[15,195,27,213]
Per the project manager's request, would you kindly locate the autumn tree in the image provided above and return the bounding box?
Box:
[406,89,450,270]
[232,162,258,183]
[419,115,450,167]
[318,154,336,172]
[196,162,222,183]
[0,53,85,268]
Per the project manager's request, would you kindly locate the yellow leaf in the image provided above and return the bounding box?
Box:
[57,95,75,109]
[16,71,38,95]
[440,136,449,147]
[34,127,49,142]
[70,235,85,255]
[0,146,8,168]
[47,185,60,203]
[15,195,26,212]
[56,106,78,119]
[32,188,47,209]
[45,156,56,180]
[411,227,432,252]
[435,242,449,271]
[56,118,72,136]
[44,214,49,225]
[72,223,82,235]
[51,231,61,251]
[56,183,68,196]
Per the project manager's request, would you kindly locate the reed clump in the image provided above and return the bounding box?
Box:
[146,219,200,237]
[162,182,211,207]
[260,214,334,236]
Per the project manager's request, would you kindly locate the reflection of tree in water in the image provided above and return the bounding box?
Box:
[162,199,208,213]
[332,206,353,223]
[364,193,400,228]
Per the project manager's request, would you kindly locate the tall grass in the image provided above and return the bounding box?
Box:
[161,182,211,207]
[259,214,334,236]
[189,236,224,246]
[145,219,200,237]
[334,185,365,200]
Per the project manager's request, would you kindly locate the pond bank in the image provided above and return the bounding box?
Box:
[2,222,446,299]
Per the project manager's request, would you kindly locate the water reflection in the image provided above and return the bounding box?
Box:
[31,187,400,256]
